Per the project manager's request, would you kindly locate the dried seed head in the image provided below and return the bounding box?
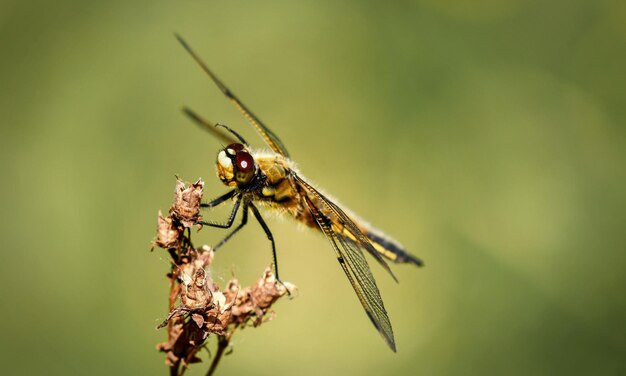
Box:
[170,178,204,227]
[248,268,296,320]
[222,267,295,326]
[193,246,214,270]
[154,210,182,249]
[253,268,296,306]
[181,268,212,309]
[180,247,214,286]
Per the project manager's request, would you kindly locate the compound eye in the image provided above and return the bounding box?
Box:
[225,143,245,156]
[236,151,254,173]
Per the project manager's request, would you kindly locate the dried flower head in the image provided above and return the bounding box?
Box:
[170,178,204,228]
[225,268,296,327]
[154,210,182,249]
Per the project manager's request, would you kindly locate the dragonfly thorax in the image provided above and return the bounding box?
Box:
[216,143,257,187]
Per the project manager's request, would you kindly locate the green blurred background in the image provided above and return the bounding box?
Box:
[1,1,625,375]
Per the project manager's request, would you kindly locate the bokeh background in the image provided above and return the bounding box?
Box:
[1,1,625,375]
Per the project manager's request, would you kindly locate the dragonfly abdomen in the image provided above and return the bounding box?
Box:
[364,229,424,267]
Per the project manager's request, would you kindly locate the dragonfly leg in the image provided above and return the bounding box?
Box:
[200,189,237,209]
[196,194,242,228]
[212,202,249,252]
[249,203,291,295]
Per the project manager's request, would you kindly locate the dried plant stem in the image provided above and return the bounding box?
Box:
[168,269,179,376]
[206,334,231,376]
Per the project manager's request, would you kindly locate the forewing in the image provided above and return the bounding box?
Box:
[176,34,290,157]
[298,178,397,351]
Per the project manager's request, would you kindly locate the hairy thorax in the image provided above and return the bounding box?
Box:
[251,152,315,227]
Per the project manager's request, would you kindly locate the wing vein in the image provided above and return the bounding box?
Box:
[300,181,397,352]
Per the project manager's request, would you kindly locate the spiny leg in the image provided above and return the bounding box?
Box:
[200,189,237,209]
[197,194,241,228]
[213,201,249,252]
[249,203,290,294]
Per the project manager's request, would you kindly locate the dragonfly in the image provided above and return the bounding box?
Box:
[176,35,423,352]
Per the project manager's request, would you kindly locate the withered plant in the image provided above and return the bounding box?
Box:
[153,177,295,376]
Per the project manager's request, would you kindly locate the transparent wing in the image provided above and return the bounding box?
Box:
[176,34,290,157]
[296,177,398,281]
[296,176,397,351]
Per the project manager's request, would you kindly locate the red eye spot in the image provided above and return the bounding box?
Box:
[236,151,254,172]
[226,143,245,153]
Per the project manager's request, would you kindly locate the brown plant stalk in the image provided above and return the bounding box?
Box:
[153,177,295,376]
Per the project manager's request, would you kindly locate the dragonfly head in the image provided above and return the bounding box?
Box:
[216,143,257,187]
